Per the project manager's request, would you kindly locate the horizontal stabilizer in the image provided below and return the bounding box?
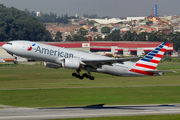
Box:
[145,70,177,73]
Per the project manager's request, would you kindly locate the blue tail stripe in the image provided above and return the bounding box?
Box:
[141,58,151,62]
[151,50,158,54]
[145,56,153,59]
[158,45,163,48]
[155,48,161,51]
[148,53,156,57]
[161,42,166,45]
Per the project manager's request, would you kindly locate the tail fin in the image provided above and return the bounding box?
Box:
[130,42,169,76]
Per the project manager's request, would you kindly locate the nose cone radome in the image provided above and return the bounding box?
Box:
[2,44,12,52]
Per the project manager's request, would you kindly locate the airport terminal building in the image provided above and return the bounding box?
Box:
[0,41,174,62]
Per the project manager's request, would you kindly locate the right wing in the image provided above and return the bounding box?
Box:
[81,57,139,66]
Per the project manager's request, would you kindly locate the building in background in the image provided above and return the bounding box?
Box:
[154,4,157,17]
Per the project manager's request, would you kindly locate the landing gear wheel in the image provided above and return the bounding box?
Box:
[75,74,80,78]
[72,73,76,76]
[71,70,95,80]
[14,61,18,64]
[79,76,84,80]
[86,75,91,78]
[89,76,95,80]
[82,73,88,77]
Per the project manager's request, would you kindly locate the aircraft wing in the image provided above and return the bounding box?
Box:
[145,70,177,73]
[81,57,139,65]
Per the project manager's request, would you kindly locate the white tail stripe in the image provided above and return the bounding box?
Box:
[134,66,155,71]
[157,51,165,55]
[163,46,168,49]
[152,57,161,61]
[138,61,157,66]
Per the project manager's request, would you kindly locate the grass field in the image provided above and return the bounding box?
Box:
[0,62,179,89]
[0,62,180,119]
[1,86,180,107]
[0,62,180,108]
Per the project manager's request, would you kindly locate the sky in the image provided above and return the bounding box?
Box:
[1,0,180,17]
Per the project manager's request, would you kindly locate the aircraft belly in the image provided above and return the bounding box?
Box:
[97,65,149,77]
[101,65,128,76]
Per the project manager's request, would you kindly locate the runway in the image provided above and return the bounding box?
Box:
[0,104,180,120]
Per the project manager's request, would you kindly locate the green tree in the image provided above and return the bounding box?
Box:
[94,36,103,41]
[146,21,153,26]
[83,14,98,19]
[24,8,30,15]
[77,28,88,37]
[0,4,52,41]
[72,28,88,41]
[102,16,109,19]
[72,34,88,41]
[101,27,110,34]
[104,29,121,41]
[90,27,98,32]
[66,35,72,41]
[55,31,62,41]
[171,32,180,51]
[148,32,156,41]
[137,32,147,41]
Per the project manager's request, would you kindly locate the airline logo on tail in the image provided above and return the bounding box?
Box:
[130,42,169,76]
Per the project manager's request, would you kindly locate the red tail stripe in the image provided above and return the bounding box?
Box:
[150,59,160,64]
[160,48,166,52]
[136,63,156,70]
[155,54,163,58]
[130,68,154,76]
[165,43,169,46]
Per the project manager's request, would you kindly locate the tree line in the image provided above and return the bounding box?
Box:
[64,27,180,51]
[0,4,52,41]
[101,29,180,51]
[24,8,75,24]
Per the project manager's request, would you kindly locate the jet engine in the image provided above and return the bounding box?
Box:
[62,59,80,69]
[44,62,61,69]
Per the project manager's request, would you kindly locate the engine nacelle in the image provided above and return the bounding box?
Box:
[44,62,61,69]
[62,59,80,69]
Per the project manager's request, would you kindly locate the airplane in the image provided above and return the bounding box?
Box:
[2,40,176,80]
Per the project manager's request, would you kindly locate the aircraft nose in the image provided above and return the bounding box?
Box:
[2,44,12,52]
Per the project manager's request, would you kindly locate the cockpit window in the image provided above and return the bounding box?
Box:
[7,42,12,45]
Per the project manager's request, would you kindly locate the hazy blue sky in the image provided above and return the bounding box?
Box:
[1,0,180,17]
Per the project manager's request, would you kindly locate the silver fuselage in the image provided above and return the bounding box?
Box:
[2,41,160,76]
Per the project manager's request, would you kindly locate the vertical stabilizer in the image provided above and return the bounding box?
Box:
[130,42,169,76]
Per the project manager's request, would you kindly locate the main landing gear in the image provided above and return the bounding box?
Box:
[72,70,95,80]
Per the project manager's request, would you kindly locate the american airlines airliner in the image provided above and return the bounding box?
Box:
[2,41,176,80]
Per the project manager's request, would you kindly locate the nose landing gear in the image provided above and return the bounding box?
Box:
[14,57,18,64]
